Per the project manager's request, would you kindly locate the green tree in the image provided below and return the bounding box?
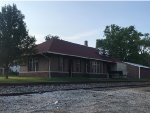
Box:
[139,33,150,66]
[96,39,105,49]
[0,4,36,78]
[140,33,150,54]
[96,24,142,63]
[45,34,60,41]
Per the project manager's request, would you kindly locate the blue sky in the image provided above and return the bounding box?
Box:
[0,1,150,47]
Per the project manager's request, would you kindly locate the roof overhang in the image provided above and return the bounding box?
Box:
[46,51,116,63]
[124,62,150,69]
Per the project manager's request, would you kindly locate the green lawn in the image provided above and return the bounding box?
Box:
[0,75,149,84]
[0,76,49,83]
[0,75,93,84]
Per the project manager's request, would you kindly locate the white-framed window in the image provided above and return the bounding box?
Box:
[28,58,39,71]
[90,61,97,73]
[90,61,106,74]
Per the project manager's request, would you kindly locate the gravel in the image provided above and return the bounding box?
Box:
[0,87,150,113]
[0,82,150,95]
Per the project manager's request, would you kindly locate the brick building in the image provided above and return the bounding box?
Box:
[125,62,150,79]
[19,38,124,78]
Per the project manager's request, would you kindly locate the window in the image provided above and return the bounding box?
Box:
[58,57,63,71]
[97,62,100,73]
[90,61,106,74]
[28,58,39,71]
[76,59,81,72]
[90,61,97,73]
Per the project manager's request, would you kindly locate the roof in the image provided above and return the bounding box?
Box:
[36,38,119,63]
[124,62,150,69]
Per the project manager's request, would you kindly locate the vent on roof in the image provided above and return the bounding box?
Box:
[98,48,109,56]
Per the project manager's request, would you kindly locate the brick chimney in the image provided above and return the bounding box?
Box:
[84,40,88,47]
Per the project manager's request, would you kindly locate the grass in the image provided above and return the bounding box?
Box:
[0,75,150,84]
[0,75,94,84]
[0,76,50,83]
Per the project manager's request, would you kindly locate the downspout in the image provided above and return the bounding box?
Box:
[41,53,51,78]
[139,66,140,79]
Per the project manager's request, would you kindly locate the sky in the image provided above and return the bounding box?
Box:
[0,1,150,47]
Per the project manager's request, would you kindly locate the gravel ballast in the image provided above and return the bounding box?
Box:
[0,82,150,95]
[0,87,150,113]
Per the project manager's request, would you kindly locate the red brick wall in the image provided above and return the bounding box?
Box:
[126,64,139,79]
[126,64,150,79]
[140,67,150,79]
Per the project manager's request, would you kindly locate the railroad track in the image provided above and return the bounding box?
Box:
[0,82,150,96]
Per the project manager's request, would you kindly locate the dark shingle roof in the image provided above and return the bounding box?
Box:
[36,38,118,63]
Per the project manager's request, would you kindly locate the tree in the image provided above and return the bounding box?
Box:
[96,39,105,49]
[96,39,109,55]
[0,4,36,78]
[140,33,150,54]
[45,34,59,41]
[138,33,150,66]
[96,24,142,63]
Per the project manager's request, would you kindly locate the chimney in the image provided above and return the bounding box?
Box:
[84,40,88,46]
